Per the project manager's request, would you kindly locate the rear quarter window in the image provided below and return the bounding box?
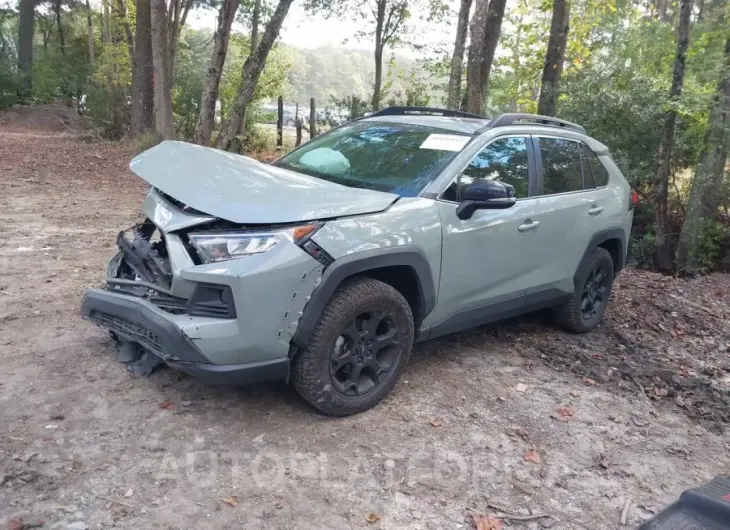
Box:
[582,144,610,187]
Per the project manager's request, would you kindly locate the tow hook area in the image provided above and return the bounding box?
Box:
[115,340,165,377]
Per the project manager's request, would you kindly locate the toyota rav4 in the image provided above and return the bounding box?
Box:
[81,107,634,416]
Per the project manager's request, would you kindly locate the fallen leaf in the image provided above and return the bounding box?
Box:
[159,400,176,410]
[223,495,238,507]
[366,512,381,524]
[583,378,597,386]
[429,418,443,427]
[472,514,504,530]
[653,387,668,398]
[124,488,134,497]
[557,405,575,418]
[515,383,527,392]
[523,449,541,464]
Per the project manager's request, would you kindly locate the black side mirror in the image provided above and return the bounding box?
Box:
[455,179,517,220]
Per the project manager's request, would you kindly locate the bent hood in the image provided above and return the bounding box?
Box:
[129,141,398,224]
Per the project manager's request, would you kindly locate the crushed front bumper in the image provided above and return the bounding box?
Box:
[81,289,289,385]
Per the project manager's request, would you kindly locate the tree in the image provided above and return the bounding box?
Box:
[537,0,569,117]
[677,35,730,273]
[369,0,409,111]
[193,0,240,145]
[168,0,195,80]
[132,0,155,135]
[115,0,135,63]
[216,0,295,150]
[446,0,472,109]
[652,0,692,271]
[465,0,507,115]
[85,0,95,65]
[17,0,36,101]
[53,0,65,55]
[151,0,174,138]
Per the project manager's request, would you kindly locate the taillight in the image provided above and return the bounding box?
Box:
[629,190,639,210]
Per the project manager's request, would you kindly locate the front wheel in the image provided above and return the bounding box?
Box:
[292,277,414,416]
[552,247,615,333]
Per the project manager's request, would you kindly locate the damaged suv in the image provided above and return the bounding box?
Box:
[81,107,634,416]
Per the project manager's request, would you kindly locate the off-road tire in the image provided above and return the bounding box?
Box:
[553,247,615,333]
[292,277,414,416]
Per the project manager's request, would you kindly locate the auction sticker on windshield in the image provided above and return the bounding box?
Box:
[419,134,471,152]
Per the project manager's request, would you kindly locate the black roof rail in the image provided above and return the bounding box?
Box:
[480,113,587,134]
[369,106,486,120]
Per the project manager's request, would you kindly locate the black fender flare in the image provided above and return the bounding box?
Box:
[573,228,626,284]
[292,246,437,349]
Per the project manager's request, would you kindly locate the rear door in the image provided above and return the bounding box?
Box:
[526,136,607,299]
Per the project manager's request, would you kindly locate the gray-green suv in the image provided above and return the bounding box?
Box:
[81,108,634,416]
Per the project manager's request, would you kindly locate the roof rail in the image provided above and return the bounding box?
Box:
[369,106,486,120]
[481,113,586,134]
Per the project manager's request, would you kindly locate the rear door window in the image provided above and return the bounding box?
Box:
[538,138,583,195]
[581,143,610,187]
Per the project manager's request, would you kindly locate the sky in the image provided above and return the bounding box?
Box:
[187,1,458,55]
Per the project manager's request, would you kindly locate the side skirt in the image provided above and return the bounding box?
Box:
[419,288,570,341]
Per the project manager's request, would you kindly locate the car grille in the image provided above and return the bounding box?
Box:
[89,311,169,359]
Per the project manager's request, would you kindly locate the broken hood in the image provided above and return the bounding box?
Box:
[129,141,398,224]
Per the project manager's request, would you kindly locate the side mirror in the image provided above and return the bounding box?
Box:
[455,179,517,220]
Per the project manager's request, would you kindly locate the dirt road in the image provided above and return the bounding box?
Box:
[1,113,729,529]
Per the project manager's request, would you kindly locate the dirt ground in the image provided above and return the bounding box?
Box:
[1,107,729,530]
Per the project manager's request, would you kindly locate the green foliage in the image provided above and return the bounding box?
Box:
[688,220,727,274]
[135,130,160,153]
[0,11,17,109]
[329,94,369,120]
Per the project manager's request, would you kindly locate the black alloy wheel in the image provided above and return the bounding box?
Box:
[329,309,400,396]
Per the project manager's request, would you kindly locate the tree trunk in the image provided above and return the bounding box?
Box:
[167,0,181,80]
[371,0,386,112]
[465,0,506,115]
[193,0,240,146]
[116,0,135,62]
[677,36,730,273]
[54,0,65,55]
[309,97,317,138]
[85,0,95,65]
[652,0,692,272]
[537,0,570,117]
[131,0,154,136]
[465,0,488,114]
[17,0,35,102]
[102,0,111,43]
[234,0,261,138]
[150,0,174,139]
[478,0,506,107]
[216,0,295,151]
[446,0,473,109]
[251,0,260,51]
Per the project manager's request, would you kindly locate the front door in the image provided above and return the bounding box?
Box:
[424,135,542,337]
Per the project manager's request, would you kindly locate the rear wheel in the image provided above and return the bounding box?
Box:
[553,247,614,333]
[292,277,414,416]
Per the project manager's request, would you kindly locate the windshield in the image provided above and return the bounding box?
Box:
[274,121,471,197]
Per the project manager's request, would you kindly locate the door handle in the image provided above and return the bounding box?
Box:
[588,206,604,216]
[518,220,540,232]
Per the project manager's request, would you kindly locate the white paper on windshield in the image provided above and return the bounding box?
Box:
[419,134,470,152]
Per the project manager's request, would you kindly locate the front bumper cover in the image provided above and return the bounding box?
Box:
[81,289,289,386]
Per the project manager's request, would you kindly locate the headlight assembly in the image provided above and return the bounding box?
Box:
[189,223,321,263]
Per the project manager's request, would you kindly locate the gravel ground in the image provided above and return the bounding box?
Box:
[1,110,729,530]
